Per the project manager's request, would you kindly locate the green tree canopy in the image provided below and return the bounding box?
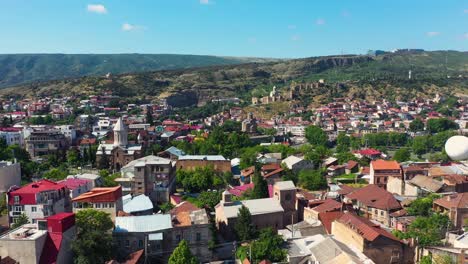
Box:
[407,194,440,217]
[305,125,327,146]
[235,205,257,241]
[12,213,29,229]
[72,209,114,264]
[298,169,327,191]
[393,148,411,162]
[251,169,269,199]
[169,240,198,264]
[426,118,458,133]
[409,118,425,132]
[236,228,287,263]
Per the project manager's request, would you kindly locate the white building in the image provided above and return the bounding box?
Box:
[0,161,21,193]
[0,130,24,146]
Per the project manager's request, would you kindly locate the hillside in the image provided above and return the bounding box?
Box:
[1,50,467,107]
[0,54,276,88]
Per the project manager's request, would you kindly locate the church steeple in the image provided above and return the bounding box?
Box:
[113,117,128,147]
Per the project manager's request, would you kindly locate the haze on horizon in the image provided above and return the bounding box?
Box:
[1,0,467,58]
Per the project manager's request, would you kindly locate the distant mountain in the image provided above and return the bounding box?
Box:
[0,54,278,88]
[2,50,467,107]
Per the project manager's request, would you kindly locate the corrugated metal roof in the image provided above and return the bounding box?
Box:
[178,155,226,161]
[123,194,153,214]
[114,214,172,233]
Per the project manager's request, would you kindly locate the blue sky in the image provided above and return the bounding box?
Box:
[1,0,467,58]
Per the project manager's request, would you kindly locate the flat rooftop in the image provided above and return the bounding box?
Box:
[0,224,47,241]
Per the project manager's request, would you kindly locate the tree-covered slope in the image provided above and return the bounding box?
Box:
[0,53,274,88]
[1,50,467,107]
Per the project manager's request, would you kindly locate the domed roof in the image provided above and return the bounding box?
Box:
[445,136,468,161]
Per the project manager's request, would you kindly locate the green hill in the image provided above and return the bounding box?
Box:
[0,54,275,88]
[1,50,467,107]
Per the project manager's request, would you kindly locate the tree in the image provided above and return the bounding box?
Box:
[197,191,222,210]
[235,206,257,241]
[407,194,440,217]
[72,209,114,264]
[412,136,431,157]
[394,214,450,247]
[393,148,411,162]
[336,132,350,153]
[169,240,198,264]
[67,148,80,166]
[159,202,174,213]
[305,125,327,146]
[12,213,29,228]
[98,147,109,169]
[298,169,327,191]
[236,228,287,263]
[251,169,269,199]
[240,148,258,169]
[176,166,222,193]
[43,167,68,181]
[146,107,154,125]
[426,118,458,133]
[409,118,425,132]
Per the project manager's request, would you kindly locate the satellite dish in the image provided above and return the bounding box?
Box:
[445,136,468,161]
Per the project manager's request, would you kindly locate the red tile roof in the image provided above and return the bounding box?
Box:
[263,168,284,178]
[354,148,381,156]
[346,160,359,170]
[170,201,200,227]
[312,199,342,213]
[336,213,400,242]
[58,178,91,190]
[346,184,401,210]
[371,160,401,170]
[434,193,468,209]
[8,179,67,205]
[318,211,344,234]
[337,185,355,195]
[72,186,122,203]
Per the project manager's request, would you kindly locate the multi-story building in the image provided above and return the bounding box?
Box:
[170,202,211,262]
[0,127,24,146]
[24,130,68,158]
[369,159,402,188]
[58,177,93,199]
[7,179,70,226]
[113,214,172,260]
[433,193,468,230]
[176,155,231,173]
[72,186,123,222]
[119,155,175,203]
[344,184,402,226]
[54,125,77,144]
[0,160,21,193]
[332,213,410,264]
[0,212,76,264]
[215,181,297,241]
[96,117,143,171]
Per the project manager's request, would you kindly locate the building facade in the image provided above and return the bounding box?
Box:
[7,179,70,226]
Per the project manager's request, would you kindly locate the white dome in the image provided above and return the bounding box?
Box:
[445,136,468,161]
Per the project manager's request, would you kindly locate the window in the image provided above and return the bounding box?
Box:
[14,196,20,204]
[176,235,181,242]
[31,206,37,212]
[138,240,143,247]
[196,233,201,241]
[95,203,101,209]
[109,203,114,208]
[125,240,130,247]
[380,211,384,216]
[103,203,108,208]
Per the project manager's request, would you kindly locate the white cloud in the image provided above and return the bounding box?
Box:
[464,9,468,14]
[316,18,326,25]
[463,33,468,40]
[200,0,210,4]
[87,4,107,14]
[426,31,441,37]
[122,23,145,32]
[291,35,301,41]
